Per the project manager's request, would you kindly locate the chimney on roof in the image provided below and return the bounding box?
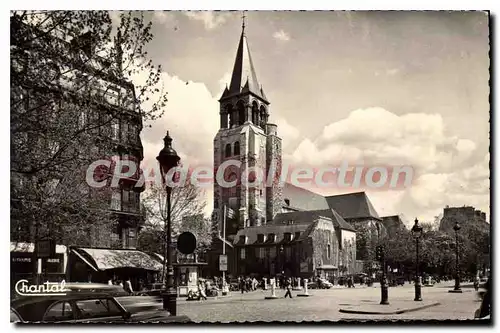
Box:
[285,199,290,207]
[481,212,486,221]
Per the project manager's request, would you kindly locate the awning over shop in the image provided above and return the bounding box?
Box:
[74,248,163,271]
[151,253,165,263]
[11,242,67,254]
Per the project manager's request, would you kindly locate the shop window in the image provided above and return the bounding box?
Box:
[240,248,246,260]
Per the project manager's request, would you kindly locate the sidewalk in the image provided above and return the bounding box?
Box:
[339,300,440,315]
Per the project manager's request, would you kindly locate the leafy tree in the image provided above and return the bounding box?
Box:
[10,11,166,246]
[138,182,212,279]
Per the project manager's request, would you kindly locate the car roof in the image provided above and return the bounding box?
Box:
[12,291,123,308]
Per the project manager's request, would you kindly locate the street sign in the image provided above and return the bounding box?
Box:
[219,254,228,271]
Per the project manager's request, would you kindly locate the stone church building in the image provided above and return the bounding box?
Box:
[206,23,387,281]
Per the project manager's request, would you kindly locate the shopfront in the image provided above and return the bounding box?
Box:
[10,242,67,289]
[68,247,163,291]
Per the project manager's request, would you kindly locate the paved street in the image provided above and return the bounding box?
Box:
[176,282,483,322]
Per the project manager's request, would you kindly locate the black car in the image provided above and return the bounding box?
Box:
[11,283,190,323]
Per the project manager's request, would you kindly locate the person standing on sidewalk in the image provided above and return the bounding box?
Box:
[284,277,293,298]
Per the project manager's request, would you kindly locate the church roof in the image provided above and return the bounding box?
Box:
[324,192,381,220]
[309,209,357,232]
[381,215,405,229]
[225,29,268,102]
[233,223,314,245]
[272,209,355,232]
[282,183,330,211]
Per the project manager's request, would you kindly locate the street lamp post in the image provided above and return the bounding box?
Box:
[376,223,389,305]
[449,221,463,293]
[411,218,423,301]
[380,247,389,305]
[157,131,181,316]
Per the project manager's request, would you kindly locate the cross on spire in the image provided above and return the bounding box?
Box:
[242,11,246,34]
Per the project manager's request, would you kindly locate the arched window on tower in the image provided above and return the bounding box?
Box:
[259,106,267,127]
[225,143,231,158]
[233,141,240,155]
[227,104,234,128]
[252,101,259,125]
[237,101,245,126]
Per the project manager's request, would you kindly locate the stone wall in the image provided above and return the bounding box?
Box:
[265,126,283,222]
[310,218,339,272]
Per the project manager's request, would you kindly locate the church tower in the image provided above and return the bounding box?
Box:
[213,18,283,237]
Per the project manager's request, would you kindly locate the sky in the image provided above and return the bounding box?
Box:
[130,11,490,226]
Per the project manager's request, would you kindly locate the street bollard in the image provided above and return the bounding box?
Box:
[264,279,268,290]
[294,277,302,290]
[298,278,310,297]
[265,281,278,299]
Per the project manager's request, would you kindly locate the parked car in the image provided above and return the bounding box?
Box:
[308,278,333,289]
[11,283,190,323]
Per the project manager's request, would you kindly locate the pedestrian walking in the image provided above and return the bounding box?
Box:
[240,277,246,294]
[284,277,293,298]
[198,281,207,300]
[474,276,480,291]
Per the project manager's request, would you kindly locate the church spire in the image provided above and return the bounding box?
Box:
[242,11,246,35]
[222,12,268,103]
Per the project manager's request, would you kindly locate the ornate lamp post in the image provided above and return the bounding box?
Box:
[376,223,389,305]
[411,218,423,301]
[449,221,463,293]
[379,245,389,305]
[157,131,181,316]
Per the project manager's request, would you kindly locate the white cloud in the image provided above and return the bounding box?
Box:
[184,11,231,30]
[135,68,489,222]
[152,11,177,26]
[386,68,400,76]
[135,71,227,218]
[271,117,300,150]
[273,29,291,42]
[288,107,489,223]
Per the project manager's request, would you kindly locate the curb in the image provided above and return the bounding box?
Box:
[339,302,441,315]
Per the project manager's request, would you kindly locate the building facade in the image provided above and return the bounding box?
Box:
[439,205,489,232]
[10,17,145,250]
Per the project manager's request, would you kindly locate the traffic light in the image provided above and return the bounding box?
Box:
[375,245,384,262]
